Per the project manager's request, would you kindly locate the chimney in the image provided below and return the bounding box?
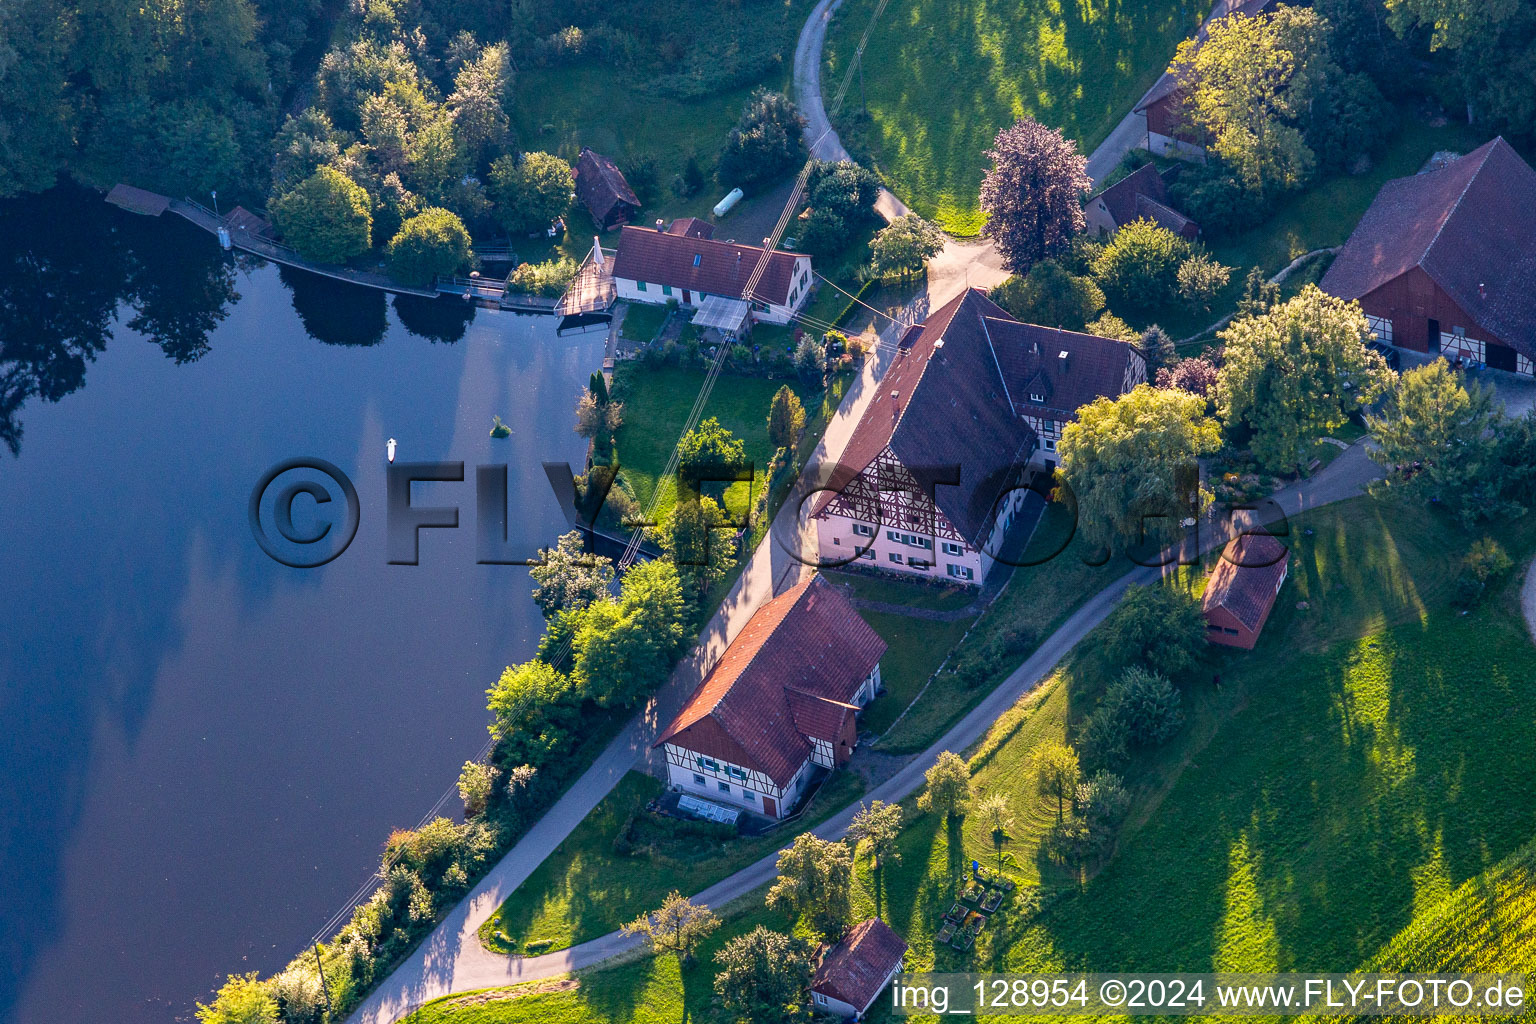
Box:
[1479,282,1488,300]
[656,219,664,232]
[1058,349,1070,374]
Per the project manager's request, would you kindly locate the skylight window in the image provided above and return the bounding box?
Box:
[693,253,702,266]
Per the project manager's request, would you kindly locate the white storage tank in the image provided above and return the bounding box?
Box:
[713,188,744,218]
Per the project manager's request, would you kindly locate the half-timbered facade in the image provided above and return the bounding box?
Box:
[812,288,1145,586]
[653,575,886,820]
[1320,137,1536,377]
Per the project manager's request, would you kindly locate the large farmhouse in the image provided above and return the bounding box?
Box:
[653,575,886,820]
[811,288,1146,586]
[1319,137,1536,377]
[610,222,813,327]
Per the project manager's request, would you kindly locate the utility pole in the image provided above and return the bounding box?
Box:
[312,941,334,1021]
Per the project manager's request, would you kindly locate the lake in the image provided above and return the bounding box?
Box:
[0,189,605,1024]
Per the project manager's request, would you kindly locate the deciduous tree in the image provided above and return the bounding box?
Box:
[1057,385,1221,550]
[488,151,574,234]
[1367,361,1511,525]
[386,207,472,287]
[989,260,1106,331]
[917,750,973,820]
[767,832,854,939]
[870,214,947,278]
[529,530,615,618]
[767,385,806,451]
[1029,741,1081,822]
[621,891,720,964]
[1091,219,1192,310]
[979,117,1091,274]
[456,761,497,816]
[1216,285,1390,474]
[1100,583,1207,679]
[196,973,278,1024]
[713,926,814,1024]
[847,800,904,871]
[485,660,578,764]
[270,166,374,264]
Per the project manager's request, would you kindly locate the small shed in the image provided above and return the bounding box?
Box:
[811,918,908,1020]
[575,148,640,231]
[1202,533,1290,650]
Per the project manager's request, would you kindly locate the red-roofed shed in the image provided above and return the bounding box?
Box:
[811,918,908,1019]
[1202,533,1290,649]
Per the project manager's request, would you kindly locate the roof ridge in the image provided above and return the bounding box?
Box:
[976,297,1016,412]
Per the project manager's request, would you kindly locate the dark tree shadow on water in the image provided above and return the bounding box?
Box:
[279,265,387,347]
[393,294,475,344]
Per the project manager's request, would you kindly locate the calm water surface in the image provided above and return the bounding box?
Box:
[0,191,604,1023]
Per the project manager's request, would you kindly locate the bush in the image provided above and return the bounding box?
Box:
[386,207,472,287]
[1177,251,1233,312]
[1157,356,1220,398]
[509,256,578,296]
[1100,583,1207,678]
[1168,159,1274,238]
[1308,73,1392,172]
[989,260,1106,331]
[1091,219,1192,310]
[1453,538,1514,608]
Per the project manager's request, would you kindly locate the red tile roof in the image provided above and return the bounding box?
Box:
[1319,137,1536,352]
[654,575,886,786]
[611,225,807,306]
[575,148,639,227]
[813,918,908,1011]
[814,289,1140,544]
[1202,533,1290,631]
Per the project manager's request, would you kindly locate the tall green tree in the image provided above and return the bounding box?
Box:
[1100,583,1208,679]
[485,659,578,763]
[678,416,747,485]
[1029,741,1081,822]
[990,260,1106,331]
[196,973,278,1024]
[658,494,738,599]
[766,833,854,940]
[1057,384,1221,551]
[767,385,806,451]
[621,891,720,965]
[1366,361,1513,525]
[488,151,573,234]
[847,800,904,872]
[713,927,814,1024]
[1090,219,1193,310]
[386,207,472,287]
[270,166,374,264]
[1170,6,1338,194]
[1216,285,1390,473]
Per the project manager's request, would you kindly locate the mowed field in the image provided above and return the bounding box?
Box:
[823,0,1203,234]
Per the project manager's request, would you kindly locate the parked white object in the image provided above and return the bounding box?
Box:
[386,438,397,463]
[713,188,744,217]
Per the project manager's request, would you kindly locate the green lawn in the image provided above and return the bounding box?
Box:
[858,609,977,737]
[609,363,820,523]
[618,303,669,344]
[823,0,1204,234]
[477,769,865,955]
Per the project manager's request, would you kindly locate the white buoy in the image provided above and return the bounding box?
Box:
[386,438,397,463]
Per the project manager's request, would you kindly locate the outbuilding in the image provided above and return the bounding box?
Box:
[1202,533,1290,650]
[810,918,908,1020]
[574,148,641,231]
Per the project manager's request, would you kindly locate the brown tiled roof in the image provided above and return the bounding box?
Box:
[1089,164,1199,239]
[611,225,806,306]
[667,217,714,239]
[654,575,885,786]
[1319,137,1536,351]
[575,148,640,225]
[987,319,1143,421]
[813,918,908,1011]
[1202,533,1290,631]
[814,289,1038,545]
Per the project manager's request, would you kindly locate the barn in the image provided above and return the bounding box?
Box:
[1319,136,1536,376]
[574,148,640,231]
